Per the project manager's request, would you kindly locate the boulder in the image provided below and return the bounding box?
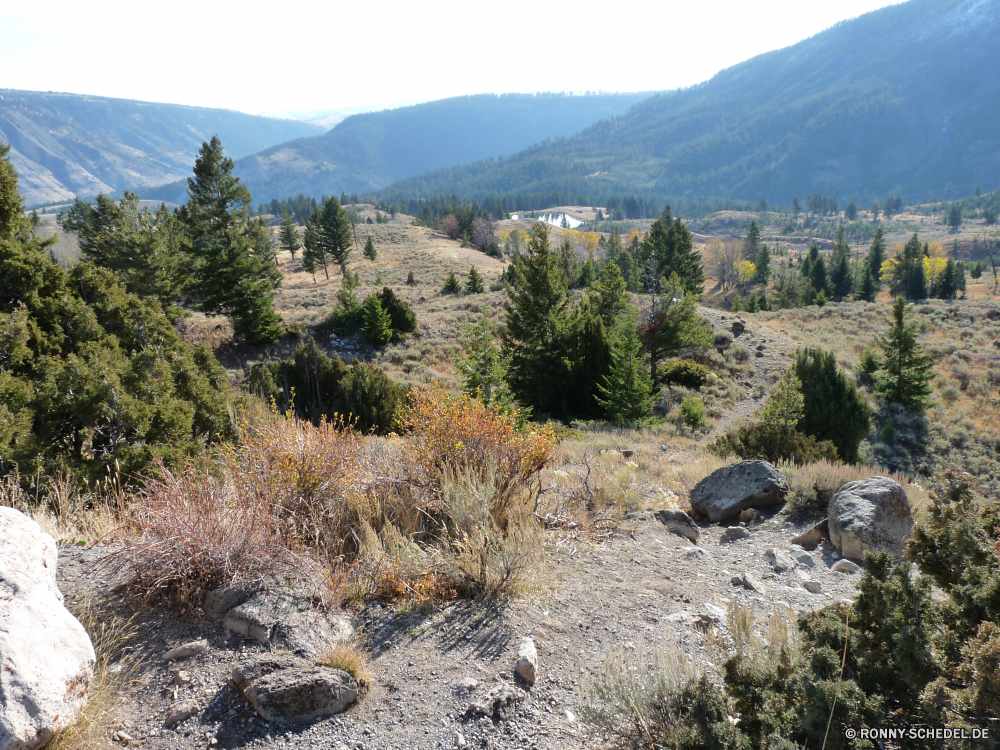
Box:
[231,654,357,723]
[690,461,789,522]
[833,559,863,574]
[1,508,96,750]
[828,477,913,561]
[764,548,796,572]
[514,637,537,685]
[656,509,700,542]
[720,526,750,543]
[222,589,354,656]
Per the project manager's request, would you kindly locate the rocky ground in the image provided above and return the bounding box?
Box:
[56,503,864,750]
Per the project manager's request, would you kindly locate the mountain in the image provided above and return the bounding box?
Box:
[376,0,1000,207]
[0,90,324,206]
[142,92,654,205]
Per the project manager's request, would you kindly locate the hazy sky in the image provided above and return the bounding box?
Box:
[1,0,903,118]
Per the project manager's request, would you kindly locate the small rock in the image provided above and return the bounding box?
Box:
[720,526,750,543]
[452,676,479,694]
[515,637,538,685]
[468,684,526,721]
[730,575,744,586]
[764,548,796,572]
[232,654,358,723]
[698,603,726,623]
[795,569,821,593]
[163,639,209,661]
[790,520,829,550]
[455,730,466,747]
[164,698,200,729]
[113,730,134,744]
[565,709,576,723]
[656,509,700,542]
[171,670,193,686]
[833,559,862,574]
[733,572,763,591]
[790,549,816,568]
[684,547,713,562]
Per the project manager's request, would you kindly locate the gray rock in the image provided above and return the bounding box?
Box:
[690,461,789,522]
[790,549,816,568]
[833,559,863,574]
[795,568,821,593]
[514,637,538,685]
[736,571,763,591]
[720,526,751,543]
[452,677,479,694]
[232,654,358,723]
[1,508,96,750]
[222,590,354,656]
[204,583,260,619]
[656,509,700,542]
[162,639,208,661]
[468,684,526,721]
[828,477,913,561]
[764,548,796,572]
[164,698,200,729]
[791,520,829,550]
[684,547,713,562]
[697,603,726,624]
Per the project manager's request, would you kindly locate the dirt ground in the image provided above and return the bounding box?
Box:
[57,504,861,750]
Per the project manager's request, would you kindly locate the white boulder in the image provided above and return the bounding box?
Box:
[1,508,96,750]
[828,477,913,561]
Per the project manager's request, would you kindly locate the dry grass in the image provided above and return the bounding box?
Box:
[0,470,121,544]
[44,599,141,750]
[780,458,929,514]
[315,641,372,691]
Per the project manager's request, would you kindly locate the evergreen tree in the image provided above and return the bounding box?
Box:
[868,226,887,282]
[588,261,630,328]
[563,304,613,418]
[577,258,597,287]
[557,237,580,287]
[465,266,485,293]
[731,294,744,312]
[363,234,377,262]
[909,254,929,299]
[810,256,830,298]
[595,322,654,424]
[746,292,761,313]
[640,212,704,295]
[319,196,353,274]
[406,270,416,286]
[442,270,461,293]
[502,224,571,416]
[870,199,881,221]
[361,293,392,345]
[279,208,300,259]
[873,297,936,410]
[181,136,282,345]
[378,287,417,333]
[639,272,713,384]
[337,268,361,313]
[453,311,511,409]
[831,251,854,299]
[743,219,761,260]
[947,204,963,230]
[301,212,327,280]
[794,348,872,463]
[0,143,21,236]
[856,266,877,302]
[755,244,771,284]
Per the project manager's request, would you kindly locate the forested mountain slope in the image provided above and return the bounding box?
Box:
[142,92,654,204]
[0,89,323,206]
[377,0,1000,206]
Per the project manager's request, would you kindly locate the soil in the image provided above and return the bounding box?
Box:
[57,506,861,750]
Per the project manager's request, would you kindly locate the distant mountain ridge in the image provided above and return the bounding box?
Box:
[0,90,324,206]
[141,92,655,205]
[375,0,1000,206]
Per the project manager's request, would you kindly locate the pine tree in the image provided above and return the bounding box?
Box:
[588,261,630,328]
[465,266,485,293]
[873,297,936,410]
[640,272,713,384]
[731,294,744,312]
[302,213,328,280]
[577,258,597,287]
[909,255,929,300]
[453,311,511,408]
[361,293,392,345]
[743,219,761,260]
[557,237,580,287]
[182,136,282,345]
[502,224,571,416]
[868,226,887,282]
[595,323,654,424]
[856,266,877,302]
[794,348,871,463]
[442,270,461,293]
[755,244,771,284]
[810,256,830,297]
[937,258,958,299]
[406,270,416,286]
[746,293,761,313]
[363,234,377,262]
[279,208,300,259]
[831,251,854,299]
[640,213,704,295]
[319,196,353,274]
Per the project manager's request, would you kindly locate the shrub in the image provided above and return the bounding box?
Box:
[679,396,705,428]
[794,348,871,464]
[659,359,710,388]
[362,293,392,345]
[378,287,417,334]
[316,642,372,690]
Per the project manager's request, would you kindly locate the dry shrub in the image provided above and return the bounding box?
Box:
[781,459,927,513]
[45,599,140,750]
[316,641,372,691]
[0,469,120,544]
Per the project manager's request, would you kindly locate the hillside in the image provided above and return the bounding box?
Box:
[376,0,1000,207]
[141,93,654,205]
[0,89,323,206]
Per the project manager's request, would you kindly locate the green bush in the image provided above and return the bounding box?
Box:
[794,348,871,464]
[244,339,405,434]
[659,359,710,388]
[378,287,417,334]
[362,293,392,345]
[679,396,705,428]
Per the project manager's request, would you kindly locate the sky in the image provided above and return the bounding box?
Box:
[1,0,903,119]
